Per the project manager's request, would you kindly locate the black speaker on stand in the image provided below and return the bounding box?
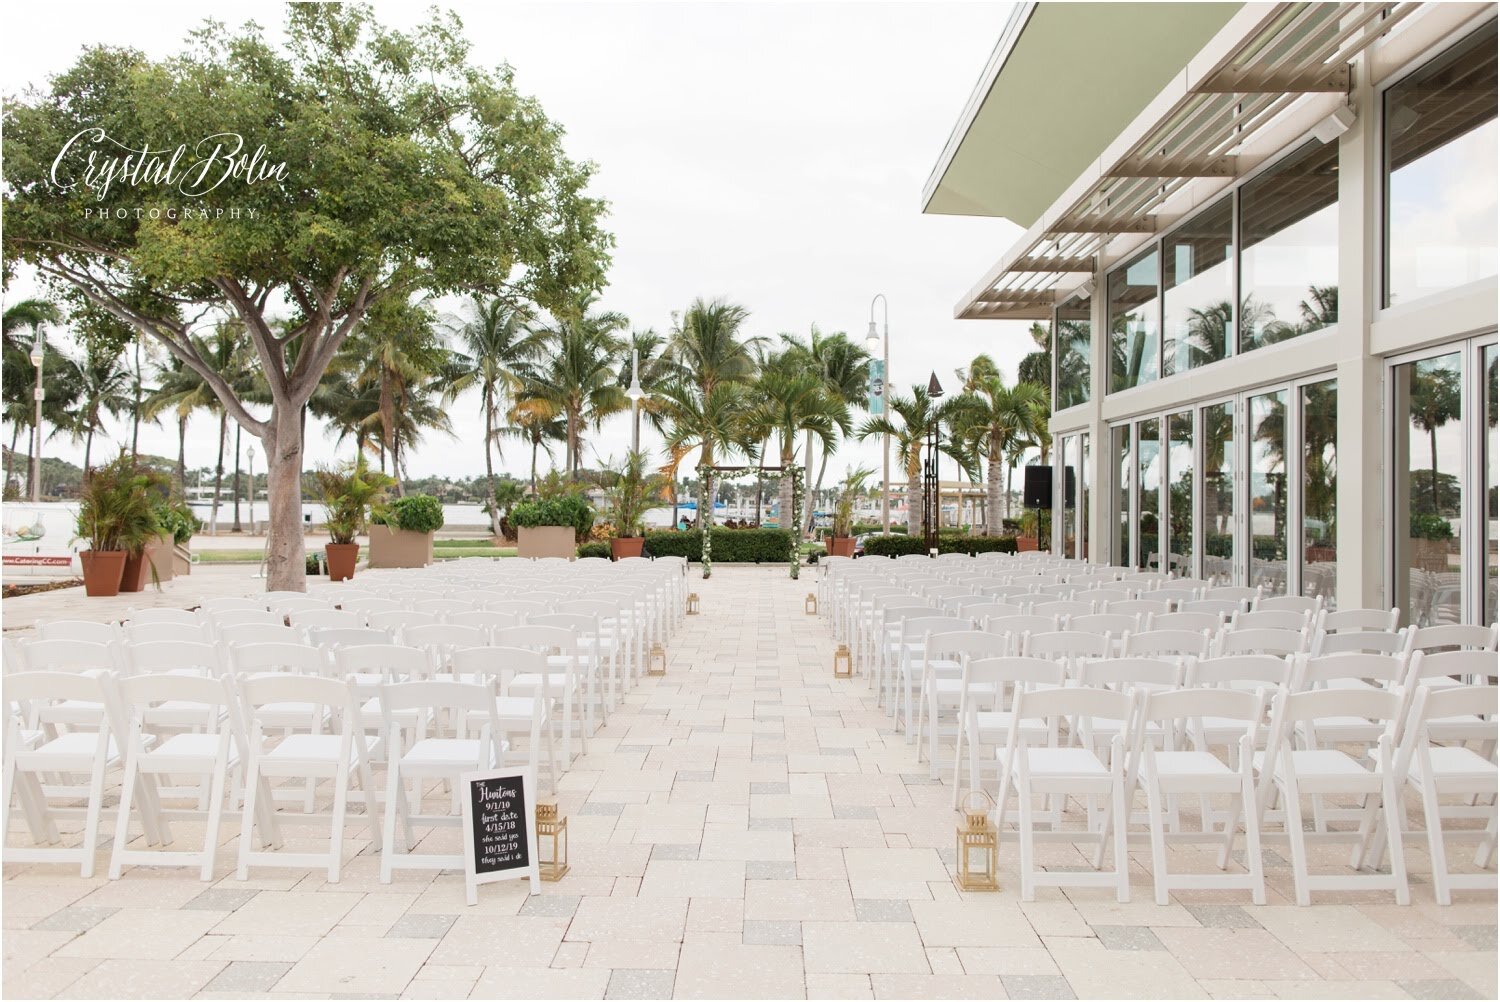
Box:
[1022,466,1052,550]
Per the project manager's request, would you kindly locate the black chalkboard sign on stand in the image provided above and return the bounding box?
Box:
[460,768,541,904]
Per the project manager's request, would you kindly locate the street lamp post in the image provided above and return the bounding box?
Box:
[626,348,645,454]
[28,329,45,502]
[247,445,256,535]
[923,372,944,554]
[865,295,890,533]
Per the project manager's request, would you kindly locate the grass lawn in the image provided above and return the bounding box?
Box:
[195,541,517,564]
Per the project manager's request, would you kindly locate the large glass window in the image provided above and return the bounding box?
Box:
[1239,141,1339,352]
[1114,424,1131,566]
[1137,418,1161,570]
[1055,293,1092,410]
[1300,379,1338,609]
[1486,344,1497,626]
[1203,401,1235,586]
[1385,23,1498,307]
[1080,433,1090,562]
[1249,391,1289,596]
[1166,412,1194,578]
[1060,434,1078,560]
[1393,353,1464,627]
[1163,198,1233,375]
[1108,249,1159,392]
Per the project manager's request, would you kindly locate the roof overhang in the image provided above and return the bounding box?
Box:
[949,1,1486,321]
[921,2,1245,223]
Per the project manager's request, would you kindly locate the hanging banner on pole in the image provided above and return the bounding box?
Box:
[867,359,885,415]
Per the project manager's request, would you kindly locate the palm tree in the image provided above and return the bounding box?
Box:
[499,397,565,489]
[857,384,969,535]
[444,295,543,529]
[661,298,763,532]
[1409,362,1462,515]
[521,299,629,478]
[3,298,64,491]
[782,327,869,531]
[1016,322,1051,390]
[950,376,1049,534]
[65,341,133,472]
[749,348,846,532]
[653,380,759,533]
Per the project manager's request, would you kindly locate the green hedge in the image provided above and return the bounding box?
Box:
[862,533,1019,558]
[511,495,595,541]
[642,528,794,563]
[576,541,611,559]
[374,493,445,533]
[851,521,905,536]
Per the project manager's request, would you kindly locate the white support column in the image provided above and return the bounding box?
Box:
[1087,266,1112,565]
[1333,50,1384,610]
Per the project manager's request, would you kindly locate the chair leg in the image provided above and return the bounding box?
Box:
[108,748,143,880]
[1419,778,1450,906]
[329,759,351,884]
[1381,771,1411,906]
[236,757,261,880]
[1282,779,1311,907]
[1144,773,1170,906]
[1241,772,1267,905]
[380,759,401,884]
[201,754,230,882]
[1111,776,1130,903]
[79,753,109,879]
[1018,776,1036,902]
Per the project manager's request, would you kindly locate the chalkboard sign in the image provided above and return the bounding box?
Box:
[460,768,540,904]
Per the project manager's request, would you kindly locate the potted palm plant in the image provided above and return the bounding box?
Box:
[605,451,668,560]
[368,493,444,568]
[314,456,393,581]
[827,466,873,558]
[74,454,163,596]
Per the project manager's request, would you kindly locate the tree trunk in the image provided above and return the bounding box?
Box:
[130,339,142,458]
[906,467,921,535]
[232,423,243,532]
[6,423,19,493]
[83,428,94,474]
[1004,460,1014,521]
[261,404,308,592]
[484,393,501,536]
[778,437,795,536]
[176,414,187,496]
[986,448,1002,536]
[566,410,579,480]
[210,412,226,532]
[530,436,540,489]
[392,425,404,496]
[1430,426,1440,514]
[807,441,833,534]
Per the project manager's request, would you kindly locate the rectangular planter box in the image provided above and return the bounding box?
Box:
[367,526,435,568]
[517,525,577,560]
[144,533,175,583]
[172,542,192,576]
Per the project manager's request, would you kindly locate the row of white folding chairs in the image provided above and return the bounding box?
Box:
[4,666,558,888]
[925,648,1496,905]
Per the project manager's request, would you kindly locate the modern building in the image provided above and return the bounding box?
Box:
[925,1,1497,628]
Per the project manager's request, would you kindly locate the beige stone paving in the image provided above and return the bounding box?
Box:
[2,564,1497,999]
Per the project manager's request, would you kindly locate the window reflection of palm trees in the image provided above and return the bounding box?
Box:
[1158,285,1340,377]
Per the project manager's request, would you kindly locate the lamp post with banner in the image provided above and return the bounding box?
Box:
[865,295,890,533]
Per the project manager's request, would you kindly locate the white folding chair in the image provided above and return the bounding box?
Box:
[307,626,390,650]
[35,619,120,645]
[290,608,365,634]
[218,622,305,647]
[3,671,131,877]
[236,673,381,882]
[451,646,557,794]
[894,615,971,735]
[914,630,1010,771]
[1255,687,1409,906]
[494,625,584,765]
[950,655,1065,810]
[108,673,245,880]
[1230,609,1310,632]
[1137,687,1267,905]
[123,621,215,646]
[125,607,201,627]
[1149,611,1223,635]
[998,686,1137,902]
[197,597,269,615]
[1256,594,1322,616]
[1215,627,1308,659]
[378,679,503,882]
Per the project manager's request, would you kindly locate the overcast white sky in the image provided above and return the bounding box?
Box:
[2,1,1039,484]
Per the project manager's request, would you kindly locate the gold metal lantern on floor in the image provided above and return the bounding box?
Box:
[648,642,667,676]
[955,791,999,892]
[805,592,818,614]
[833,643,853,678]
[536,802,569,881]
[686,593,701,615]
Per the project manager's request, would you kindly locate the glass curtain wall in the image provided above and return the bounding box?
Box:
[1137,418,1161,570]
[1385,22,1498,307]
[1486,344,1497,626]
[1203,402,1236,586]
[1163,198,1234,375]
[1248,391,1289,596]
[1393,352,1464,627]
[1300,379,1338,608]
[1109,249,1160,393]
[1080,433,1091,561]
[1055,293,1092,410]
[1060,434,1078,559]
[1114,424,1132,566]
[1166,412,1194,578]
[1239,141,1339,352]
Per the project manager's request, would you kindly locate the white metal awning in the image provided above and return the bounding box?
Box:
[955,2,1427,321]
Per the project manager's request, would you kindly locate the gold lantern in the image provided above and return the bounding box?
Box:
[833,643,853,678]
[648,642,668,676]
[805,592,818,615]
[955,791,999,892]
[536,802,569,881]
[686,592,701,615]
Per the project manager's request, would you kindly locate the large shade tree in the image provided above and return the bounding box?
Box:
[2,5,610,589]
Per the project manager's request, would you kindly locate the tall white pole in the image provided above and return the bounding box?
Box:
[247,446,257,535]
[29,329,44,502]
[868,295,891,534]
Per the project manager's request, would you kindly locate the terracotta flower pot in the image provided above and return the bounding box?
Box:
[1016,536,1039,552]
[325,542,360,582]
[611,536,645,560]
[827,536,857,558]
[119,550,152,592]
[80,550,127,597]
